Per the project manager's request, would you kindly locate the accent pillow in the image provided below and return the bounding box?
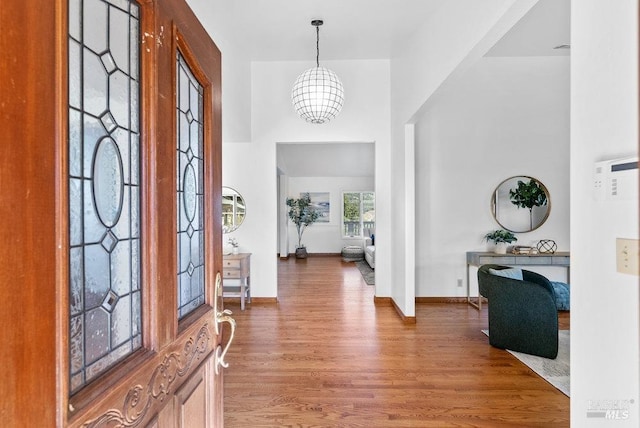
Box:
[488,267,523,281]
[370,234,375,246]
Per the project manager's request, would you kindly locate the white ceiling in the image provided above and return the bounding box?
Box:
[209,0,447,61]
[211,0,570,177]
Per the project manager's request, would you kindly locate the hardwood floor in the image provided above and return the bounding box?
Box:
[223,256,569,427]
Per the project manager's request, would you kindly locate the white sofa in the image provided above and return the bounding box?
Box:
[364,237,375,269]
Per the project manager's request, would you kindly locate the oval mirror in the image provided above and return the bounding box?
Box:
[491,176,550,233]
[222,186,246,233]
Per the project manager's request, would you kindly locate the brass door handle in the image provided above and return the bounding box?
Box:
[215,309,236,374]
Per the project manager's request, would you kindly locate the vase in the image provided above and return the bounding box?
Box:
[232,246,239,255]
[494,243,508,254]
[295,247,308,259]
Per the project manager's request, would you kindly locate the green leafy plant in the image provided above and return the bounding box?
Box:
[483,229,518,244]
[286,193,320,249]
[509,179,548,229]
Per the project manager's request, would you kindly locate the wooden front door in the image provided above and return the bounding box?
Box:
[0,0,230,426]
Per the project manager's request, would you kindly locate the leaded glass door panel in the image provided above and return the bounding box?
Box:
[64,0,224,426]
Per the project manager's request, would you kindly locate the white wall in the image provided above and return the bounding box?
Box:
[389,0,537,315]
[221,59,391,299]
[414,56,570,297]
[286,176,374,254]
[571,1,639,426]
[186,0,252,143]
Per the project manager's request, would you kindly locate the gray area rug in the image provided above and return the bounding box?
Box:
[355,261,375,285]
[482,329,570,396]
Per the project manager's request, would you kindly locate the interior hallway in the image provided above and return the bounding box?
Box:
[223,256,569,427]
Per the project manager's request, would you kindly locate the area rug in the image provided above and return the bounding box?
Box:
[355,261,375,285]
[482,329,570,397]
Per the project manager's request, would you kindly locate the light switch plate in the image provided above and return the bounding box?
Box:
[616,238,639,276]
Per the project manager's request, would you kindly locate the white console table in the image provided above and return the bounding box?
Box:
[466,251,570,310]
[222,253,251,310]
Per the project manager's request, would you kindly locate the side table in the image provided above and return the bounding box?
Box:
[222,253,251,310]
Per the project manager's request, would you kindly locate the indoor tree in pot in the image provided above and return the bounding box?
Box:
[286,193,320,259]
[483,229,517,254]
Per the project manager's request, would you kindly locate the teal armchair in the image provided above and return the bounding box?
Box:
[478,264,558,359]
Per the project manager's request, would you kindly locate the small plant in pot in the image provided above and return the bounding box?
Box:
[483,229,517,254]
[286,193,320,259]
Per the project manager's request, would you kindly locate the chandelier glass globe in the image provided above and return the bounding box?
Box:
[291,66,344,124]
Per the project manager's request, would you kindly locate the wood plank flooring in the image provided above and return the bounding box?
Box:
[223,256,569,427]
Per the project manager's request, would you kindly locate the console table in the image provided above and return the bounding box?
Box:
[466,251,570,310]
[222,253,251,310]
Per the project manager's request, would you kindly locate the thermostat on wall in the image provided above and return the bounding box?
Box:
[594,156,638,201]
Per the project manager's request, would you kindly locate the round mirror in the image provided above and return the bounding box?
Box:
[222,186,246,233]
[491,176,550,233]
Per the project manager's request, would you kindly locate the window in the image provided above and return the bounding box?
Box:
[342,192,375,238]
[176,51,206,319]
[67,0,142,394]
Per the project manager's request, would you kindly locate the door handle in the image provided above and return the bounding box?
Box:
[213,271,236,373]
[215,308,236,374]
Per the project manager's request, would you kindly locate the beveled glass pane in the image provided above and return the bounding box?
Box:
[130,80,139,133]
[130,133,139,185]
[183,164,197,221]
[131,291,141,334]
[69,315,84,374]
[112,128,130,183]
[131,239,140,291]
[179,113,190,152]
[109,70,130,127]
[69,0,81,41]
[129,18,139,78]
[112,185,130,239]
[111,294,131,347]
[84,244,110,309]
[109,8,129,73]
[69,178,82,246]
[83,49,108,117]
[69,40,82,109]
[111,240,131,296]
[130,186,139,238]
[69,248,83,315]
[179,66,189,112]
[69,0,141,394]
[84,114,107,178]
[85,307,109,364]
[69,109,82,176]
[83,0,108,52]
[93,138,124,227]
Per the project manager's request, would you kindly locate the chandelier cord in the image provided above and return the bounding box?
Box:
[316,25,320,67]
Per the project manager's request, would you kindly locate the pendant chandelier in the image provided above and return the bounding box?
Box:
[291,20,344,124]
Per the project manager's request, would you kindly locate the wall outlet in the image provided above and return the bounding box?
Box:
[616,238,639,276]
[457,278,463,288]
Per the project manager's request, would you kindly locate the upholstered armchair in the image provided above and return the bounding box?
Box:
[478,264,558,359]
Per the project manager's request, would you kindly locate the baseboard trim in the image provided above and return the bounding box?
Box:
[374,296,416,324]
[373,296,392,306]
[391,299,417,324]
[280,253,341,258]
[416,297,471,304]
[224,297,278,304]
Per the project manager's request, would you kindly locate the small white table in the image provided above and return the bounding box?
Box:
[222,253,251,310]
[466,251,570,310]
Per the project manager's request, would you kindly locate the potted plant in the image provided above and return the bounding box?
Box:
[483,229,517,254]
[286,193,320,259]
[509,179,548,230]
